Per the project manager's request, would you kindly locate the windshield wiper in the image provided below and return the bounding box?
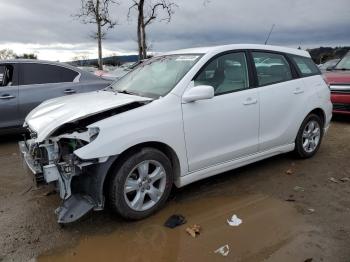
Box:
[117,90,141,96]
[334,68,350,71]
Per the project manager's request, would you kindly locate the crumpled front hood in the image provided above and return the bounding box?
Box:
[25,90,151,142]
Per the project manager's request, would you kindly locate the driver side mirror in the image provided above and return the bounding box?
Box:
[182,85,214,103]
[326,66,335,71]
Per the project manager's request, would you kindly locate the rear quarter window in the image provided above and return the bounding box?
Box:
[291,56,320,77]
[19,63,79,85]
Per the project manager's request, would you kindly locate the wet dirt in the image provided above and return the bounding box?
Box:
[38,195,305,262]
[1,116,350,262]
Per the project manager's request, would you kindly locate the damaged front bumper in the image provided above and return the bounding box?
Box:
[19,139,117,224]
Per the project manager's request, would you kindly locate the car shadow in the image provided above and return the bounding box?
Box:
[332,114,350,123]
[0,133,25,143]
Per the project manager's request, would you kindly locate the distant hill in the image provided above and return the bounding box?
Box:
[307,46,350,64]
[68,47,350,67]
[69,55,139,67]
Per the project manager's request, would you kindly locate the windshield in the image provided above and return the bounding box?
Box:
[335,52,350,70]
[110,54,202,98]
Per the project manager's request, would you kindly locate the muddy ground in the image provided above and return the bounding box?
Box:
[0,116,349,262]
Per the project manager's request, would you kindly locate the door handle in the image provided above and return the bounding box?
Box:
[64,89,76,94]
[293,88,304,94]
[243,97,258,105]
[0,94,15,100]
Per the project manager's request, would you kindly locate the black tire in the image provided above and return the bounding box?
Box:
[294,113,324,159]
[109,147,173,220]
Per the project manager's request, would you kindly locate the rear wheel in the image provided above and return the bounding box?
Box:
[294,114,323,158]
[109,148,173,220]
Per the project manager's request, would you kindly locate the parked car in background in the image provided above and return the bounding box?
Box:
[19,44,331,224]
[0,60,111,134]
[324,52,350,115]
[77,66,98,73]
[99,61,144,81]
[318,58,340,72]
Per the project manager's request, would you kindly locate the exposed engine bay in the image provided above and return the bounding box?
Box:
[19,99,149,224]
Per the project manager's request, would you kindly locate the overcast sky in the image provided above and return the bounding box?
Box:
[0,0,349,61]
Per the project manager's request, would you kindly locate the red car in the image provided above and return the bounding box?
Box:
[324,52,350,115]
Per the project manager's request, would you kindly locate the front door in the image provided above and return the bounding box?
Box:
[182,51,259,172]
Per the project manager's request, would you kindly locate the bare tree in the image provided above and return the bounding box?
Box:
[0,49,16,60]
[74,0,117,70]
[71,53,90,66]
[128,0,176,60]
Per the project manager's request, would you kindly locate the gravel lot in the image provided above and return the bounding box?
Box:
[0,116,349,262]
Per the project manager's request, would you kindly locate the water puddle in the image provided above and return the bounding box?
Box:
[38,194,304,262]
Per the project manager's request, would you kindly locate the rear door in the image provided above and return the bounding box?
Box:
[251,51,306,151]
[18,63,81,123]
[0,63,20,129]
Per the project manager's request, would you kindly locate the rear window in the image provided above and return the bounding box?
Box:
[19,63,79,85]
[291,56,320,77]
[252,52,293,86]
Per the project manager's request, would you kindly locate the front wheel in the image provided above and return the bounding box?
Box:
[294,113,323,158]
[109,148,173,220]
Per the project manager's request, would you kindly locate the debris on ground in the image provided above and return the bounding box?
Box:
[185,224,201,238]
[285,198,296,202]
[20,186,33,196]
[164,214,186,229]
[43,189,56,197]
[304,258,313,262]
[307,208,315,213]
[294,186,305,192]
[340,177,350,183]
[227,214,242,227]
[328,177,340,183]
[32,237,40,244]
[214,244,230,257]
[285,169,294,175]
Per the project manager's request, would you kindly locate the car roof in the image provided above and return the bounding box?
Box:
[165,44,310,58]
[0,59,84,72]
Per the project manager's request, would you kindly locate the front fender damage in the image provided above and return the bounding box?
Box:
[56,155,118,224]
[20,101,149,224]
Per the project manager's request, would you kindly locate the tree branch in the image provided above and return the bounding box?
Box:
[144,0,176,26]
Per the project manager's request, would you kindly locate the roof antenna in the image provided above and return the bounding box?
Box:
[264,24,275,45]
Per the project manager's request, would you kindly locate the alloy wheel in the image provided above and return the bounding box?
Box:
[302,120,321,153]
[123,160,167,211]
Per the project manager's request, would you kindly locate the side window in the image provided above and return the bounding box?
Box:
[59,67,79,82]
[291,55,320,77]
[194,52,249,95]
[0,64,16,87]
[19,64,79,85]
[252,52,292,86]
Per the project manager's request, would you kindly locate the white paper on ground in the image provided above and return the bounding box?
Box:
[227,214,242,226]
[214,244,230,256]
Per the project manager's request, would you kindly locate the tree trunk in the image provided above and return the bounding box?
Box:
[137,14,143,60]
[137,0,147,60]
[96,0,103,70]
[97,23,103,70]
[141,24,147,59]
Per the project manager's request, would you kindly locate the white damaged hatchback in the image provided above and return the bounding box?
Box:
[19,44,332,224]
